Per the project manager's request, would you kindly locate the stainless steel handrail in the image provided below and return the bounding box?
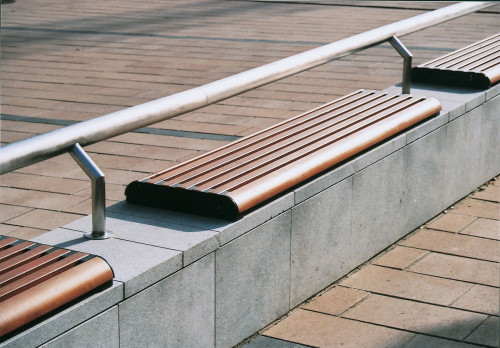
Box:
[0,2,493,238]
[0,2,492,174]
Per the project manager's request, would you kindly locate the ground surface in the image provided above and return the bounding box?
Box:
[1,2,499,347]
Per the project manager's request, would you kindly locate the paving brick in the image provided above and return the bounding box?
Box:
[372,246,427,270]
[0,203,33,222]
[1,172,88,195]
[473,178,500,203]
[0,223,21,235]
[465,316,500,347]
[403,335,483,348]
[302,286,369,316]
[340,265,472,306]
[451,285,499,316]
[263,309,415,348]
[452,198,500,220]
[3,226,49,240]
[6,209,82,231]
[460,218,500,240]
[343,294,487,341]
[242,335,310,348]
[408,252,499,287]
[427,213,476,233]
[74,183,126,202]
[0,187,87,210]
[400,229,500,262]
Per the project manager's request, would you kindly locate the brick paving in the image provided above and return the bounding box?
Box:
[247,179,499,348]
[1,1,499,347]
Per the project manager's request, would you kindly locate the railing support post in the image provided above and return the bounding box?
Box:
[389,36,412,94]
[70,143,113,240]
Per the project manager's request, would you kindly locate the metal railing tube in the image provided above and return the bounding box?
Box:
[389,36,413,94]
[0,2,493,174]
[70,144,113,239]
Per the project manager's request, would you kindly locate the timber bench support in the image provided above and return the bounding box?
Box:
[126,90,441,220]
[412,33,500,89]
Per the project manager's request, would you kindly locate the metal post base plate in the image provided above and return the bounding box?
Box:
[84,230,114,240]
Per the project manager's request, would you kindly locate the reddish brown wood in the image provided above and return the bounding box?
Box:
[0,252,88,302]
[0,249,69,287]
[0,238,17,249]
[413,33,500,88]
[0,257,113,337]
[126,90,442,219]
[0,242,35,263]
[0,245,54,275]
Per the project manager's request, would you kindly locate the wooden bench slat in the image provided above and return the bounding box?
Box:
[0,252,89,302]
[0,249,69,287]
[0,245,53,274]
[0,242,35,263]
[0,236,114,337]
[126,90,441,220]
[412,33,500,88]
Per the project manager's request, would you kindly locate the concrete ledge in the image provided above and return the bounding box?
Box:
[3,84,499,348]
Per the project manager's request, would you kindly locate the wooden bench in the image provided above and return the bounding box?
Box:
[126,90,441,220]
[412,33,500,89]
[0,235,114,338]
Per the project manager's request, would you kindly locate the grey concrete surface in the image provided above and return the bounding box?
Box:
[401,126,446,234]
[294,162,354,205]
[0,282,122,348]
[31,228,182,297]
[479,95,500,184]
[66,213,219,266]
[353,134,406,172]
[444,106,483,207]
[39,308,119,348]
[119,253,215,348]
[215,212,291,348]
[351,150,404,267]
[290,177,353,308]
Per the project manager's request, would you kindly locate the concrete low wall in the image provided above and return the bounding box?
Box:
[2,83,498,348]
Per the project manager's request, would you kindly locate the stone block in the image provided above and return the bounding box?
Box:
[478,95,500,183]
[0,282,122,348]
[65,214,219,266]
[39,307,119,348]
[108,201,226,231]
[405,112,447,145]
[485,82,500,100]
[294,162,354,205]
[404,83,486,113]
[351,149,403,266]
[216,192,294,246]
[31,228,182,298]
[119,253,215,348]
[215,213,291,348]
[443,106,483,206]
[109,191,294,249]
[353,134,406,172]
[290,177,352,307]
[242,335,310,348]
[385,84,483,118]
[401,126,446,234]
